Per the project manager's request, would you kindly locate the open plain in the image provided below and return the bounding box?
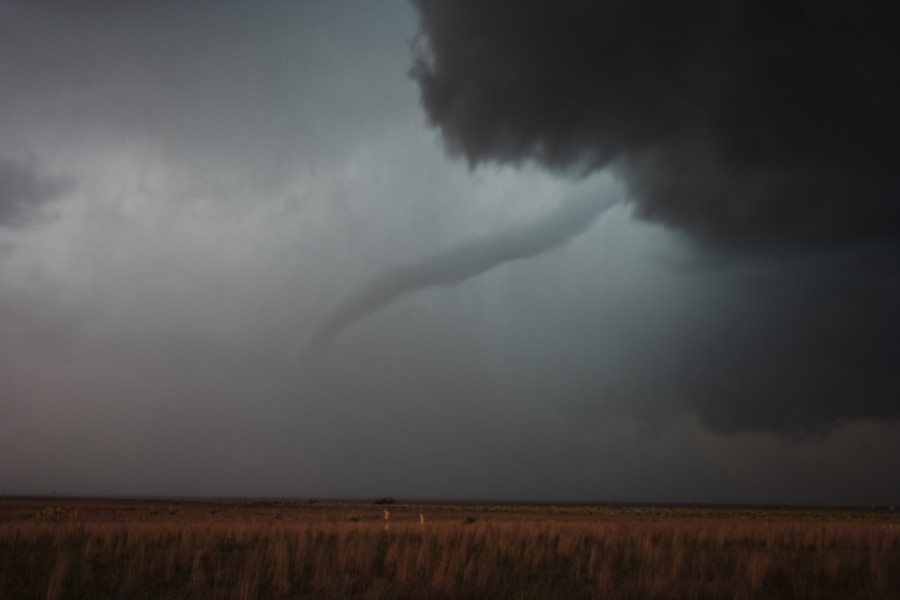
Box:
[1,497,899,599]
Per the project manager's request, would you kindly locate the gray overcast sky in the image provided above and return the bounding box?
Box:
[1,0,898,505]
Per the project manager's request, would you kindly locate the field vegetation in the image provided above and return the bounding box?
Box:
[1,498,898,599]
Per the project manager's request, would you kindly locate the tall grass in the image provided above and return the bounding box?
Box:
[1,511,898,599]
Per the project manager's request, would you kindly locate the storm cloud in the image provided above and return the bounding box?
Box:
[410,0,900,433]
[1,0,898,503]
[410,0,900,249]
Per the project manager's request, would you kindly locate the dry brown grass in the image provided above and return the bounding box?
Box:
[0,499,898,599]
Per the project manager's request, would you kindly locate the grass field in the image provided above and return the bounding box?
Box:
[1,498,898,599]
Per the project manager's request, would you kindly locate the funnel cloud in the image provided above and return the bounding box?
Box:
[306,187,616,358]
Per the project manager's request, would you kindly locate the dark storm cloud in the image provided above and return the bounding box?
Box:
[305,187,616,356]
[409,0,900,434]
[0,156,68,226]
[410,0,900,248]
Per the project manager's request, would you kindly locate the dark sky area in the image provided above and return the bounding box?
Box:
[1,0,898,505]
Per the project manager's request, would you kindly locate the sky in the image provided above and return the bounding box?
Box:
[1,0,898,505]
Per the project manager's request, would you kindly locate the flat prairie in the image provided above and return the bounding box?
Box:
[1,497,898,599]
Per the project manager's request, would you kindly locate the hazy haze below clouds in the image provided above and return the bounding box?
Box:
[0,0,897,505]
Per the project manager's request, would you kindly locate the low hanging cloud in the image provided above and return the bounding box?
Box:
[410,0,900,249]
[408,0,900,434]
[0,156,68,227]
